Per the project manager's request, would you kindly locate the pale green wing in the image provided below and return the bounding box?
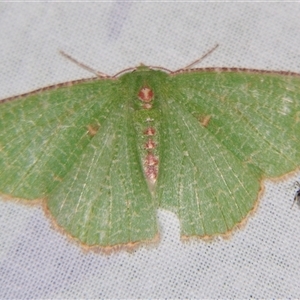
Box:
[0,79,157,248]
[157,70,300,238]
[47,91,157,248]
[0,80,113,199]
[1,66,300,249]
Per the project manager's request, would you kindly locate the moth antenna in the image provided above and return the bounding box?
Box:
[59,50,111,78]
[178,44,219,71]
[112,67,138,78]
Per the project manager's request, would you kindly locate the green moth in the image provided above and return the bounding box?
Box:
[1,50,300,253]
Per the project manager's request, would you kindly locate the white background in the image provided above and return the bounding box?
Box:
[1,2,300,298]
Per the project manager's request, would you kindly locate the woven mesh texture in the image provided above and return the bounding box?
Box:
[1,3,300,298]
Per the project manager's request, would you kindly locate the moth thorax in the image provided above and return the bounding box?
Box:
[138,87,154,102]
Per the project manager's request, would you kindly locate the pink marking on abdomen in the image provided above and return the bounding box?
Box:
[145,153,158,166]
[138,86,159,184]
[144,127,156,136]
[145,139,156,150]
[145,165,158,182]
